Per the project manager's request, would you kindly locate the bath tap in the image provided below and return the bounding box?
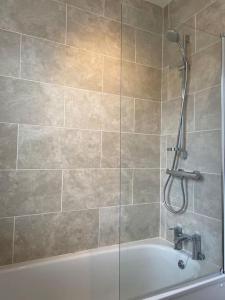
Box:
[169,226,205,261]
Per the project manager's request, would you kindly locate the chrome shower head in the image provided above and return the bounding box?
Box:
[166,29,180,43]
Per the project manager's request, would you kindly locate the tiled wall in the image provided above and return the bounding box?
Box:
[160,0,223,265]
[0,0,162,265]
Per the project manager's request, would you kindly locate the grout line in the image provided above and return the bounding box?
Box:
[12,217,15,264]
[98,208,101,247]
[60,170,63,212]
[100,131,103,168]
[193,93,196,131]
[131,169,134,205]
[190,39,220,57]
[16,124,19,170]
[194,15,197,54]
[65,3,68,45]
[0,202,161,221]
[19,34,22,78]
[0,121,164,136]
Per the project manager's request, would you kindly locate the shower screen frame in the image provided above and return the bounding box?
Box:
[221,33,225,273]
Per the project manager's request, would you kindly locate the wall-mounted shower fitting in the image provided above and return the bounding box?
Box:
[170,226,205,261]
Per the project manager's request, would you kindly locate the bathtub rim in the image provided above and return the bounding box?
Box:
[144,272,225,300]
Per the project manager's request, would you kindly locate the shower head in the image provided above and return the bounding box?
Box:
[166,30,180,43]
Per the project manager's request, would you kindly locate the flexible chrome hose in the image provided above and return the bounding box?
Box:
[163,58,189,214]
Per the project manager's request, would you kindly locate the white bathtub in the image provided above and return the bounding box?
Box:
[0,238,223,300]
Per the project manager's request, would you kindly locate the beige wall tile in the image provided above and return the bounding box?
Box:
[194,174,222,220]
[121,97,135,132]
[18,125,101,169]
[196,0,225,38]
[67,6,120,58]
[121,169,133,205]
[135,99,161,134]
[0,0,66,43]
[190,42,221,93]
[0,123,17,169]
[122,25,135,62]
[104,0,121,21]
[123,2,163,33]
[63,169,120,210]
[0,171,62,217]
[182,130,221,174]
[101,94,120,132]
[21,36,65,84]
[195,85,221,131]
[14,210,99,263]
[0,77,64,126]
[99,207,119,246]
[120,203,160,242]
[103,56,121,95]
[122,61,161,99]
[0,218,14,266]
[169,0,214,27]
[161,95,194,135]
[0,30,20,77]
[121,133,160,168]
[133,169,160,204]
[65,88,102,130]
[62,0,104,15]
[136,30,162,68]
[64,47,103,91]
[101,132,120,168]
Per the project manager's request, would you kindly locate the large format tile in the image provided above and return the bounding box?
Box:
[65,88,102,130]
[65,47,103,91]
[121,133,160,168]
[18,125,101,169]
[101,94,120,132]
[0,171,62,218]
[122,25,135,62]
[135,99,161,134]
[101,132,120,168]
[121,169,133,205]
[196,0,225,38]
[120,203,160,242]
[99,207,119,247]
[195,85,221,131]
[194,173,222,220]
[161,95,194,135]
[121,97,135,132]
[103,56,121,95]
[14,210,99,263]
[0,30,20,77]
[21,36,65,84]
[0,123,17,169]
[21,36,103,91]
[0,218,14,266]
[0,77,64,126]
[169,0,214,27]
[136,30,162,68]
[67,6,120,58]
[182,130,222,174]
[190,42,221,93]
[62,0,104,15]
[63,169,120,210]
[122,61,161,99]
[123,2,163,34]
[133,169,160,204]
[104,0,121,21]
[0,0,66,43]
